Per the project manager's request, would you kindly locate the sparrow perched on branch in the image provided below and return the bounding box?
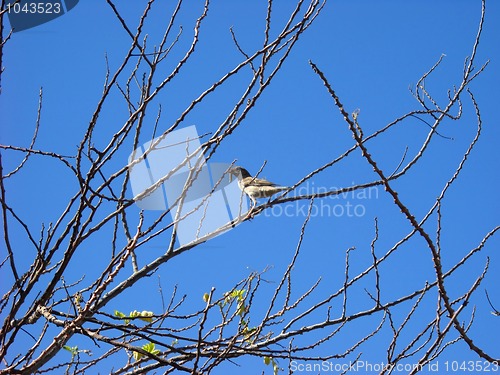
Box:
[228,166,289,206]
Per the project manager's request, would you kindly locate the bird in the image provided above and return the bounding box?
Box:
[228,166,289,206]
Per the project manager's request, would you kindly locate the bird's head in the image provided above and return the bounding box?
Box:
[228,166,251,181]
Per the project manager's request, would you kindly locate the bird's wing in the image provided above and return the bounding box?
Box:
[242,176,277,187]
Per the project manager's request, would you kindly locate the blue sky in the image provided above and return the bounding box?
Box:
[1,1,499,373]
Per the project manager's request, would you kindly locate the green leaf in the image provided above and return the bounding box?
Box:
[138,310,153,323]
[236,302,247,316]
[133,350,143,361]
[264,356,271,365]
[142,342,160,355]
[114,310,130,324]
[128,310,154,323]
[243,326,257,340]
[203,293,210,303]
[63,345,78,355]
[231,289,246,301]
[133,342,160,361]
[273,361,279,375]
